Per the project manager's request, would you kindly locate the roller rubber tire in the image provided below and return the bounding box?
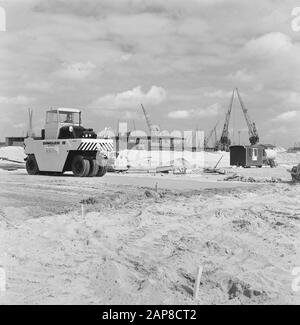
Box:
[88,159,99,177]
[97,166,107,177]
[72,155,90,177]
[26,155,39,175]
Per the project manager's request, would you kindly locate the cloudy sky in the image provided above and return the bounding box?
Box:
[1,0,300,146]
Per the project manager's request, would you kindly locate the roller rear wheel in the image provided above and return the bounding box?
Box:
[97,166,107,177]
[71,155,90,177]
[26,155,39,175]
[88,159,99,177]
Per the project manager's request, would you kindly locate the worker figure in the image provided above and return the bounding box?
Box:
[64,113,73,123]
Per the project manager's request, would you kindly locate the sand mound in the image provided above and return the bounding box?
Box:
[0,146,26,163]
[115,149,230,169]
[277,152,300,167]
[274,146,286,153]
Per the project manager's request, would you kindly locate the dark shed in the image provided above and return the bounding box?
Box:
[230,144,266,167]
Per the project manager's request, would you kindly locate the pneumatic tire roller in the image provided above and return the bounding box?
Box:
[24,108,114,177]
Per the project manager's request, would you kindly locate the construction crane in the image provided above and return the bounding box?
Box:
[219,89,235,151]
[204,122,218,149]
[132,120,136,131]
[141,104,160,134]
[235,88,259,145]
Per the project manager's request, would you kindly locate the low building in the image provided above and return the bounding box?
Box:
[114,134,189,153]
[5,137,26,147]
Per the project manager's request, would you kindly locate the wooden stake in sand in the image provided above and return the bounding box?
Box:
[155,182,158,193]
[193,265,203,300]
[81,204,85,218]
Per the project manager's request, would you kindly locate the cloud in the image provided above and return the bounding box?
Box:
[272,111,299,122]
[197,103,221,118]
[25,81,52,92]
[91,86,167,110]
[0,95,35,105]
[287,92,300,106]
[239,31,300,95]
[33,0,227,18]
[266,126,289,136]
[228,69,254,82]
[244,32,293,59]
[119,53,132,62]
[13,122,26,129]
[168,110,192,119]
[203,90,232,98]
[168,103,220,119]
[55,61,96,80]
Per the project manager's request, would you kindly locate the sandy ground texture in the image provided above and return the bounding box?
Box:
[0,164,299,305]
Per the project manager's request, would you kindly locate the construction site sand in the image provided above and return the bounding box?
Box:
[1,145,231,168]
[115,149,230,169]
[0,145,297,169]
[0,146,25,163]
[0,165,299,305]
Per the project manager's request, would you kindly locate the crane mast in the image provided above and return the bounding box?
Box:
[214,127,217,146]
[141,104,160,134]
[141,104,152,133]
[219,89,235,151]
[235,88,259,145]
[204,122,218,149]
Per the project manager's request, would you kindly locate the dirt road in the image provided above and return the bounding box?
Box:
[0,170,254,221]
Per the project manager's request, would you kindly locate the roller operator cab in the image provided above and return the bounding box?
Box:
[24,108,114,177]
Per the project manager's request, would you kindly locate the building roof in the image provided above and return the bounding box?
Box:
[48,108,81,113]
[261,143,276,149]
[5,137,26,140]
[114,134,184,140]
[230,144,272,149]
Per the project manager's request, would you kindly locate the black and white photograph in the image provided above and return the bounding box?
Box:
[0,0,300,309]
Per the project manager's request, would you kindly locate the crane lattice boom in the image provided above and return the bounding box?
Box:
[204,122,218,148]
[141,104,160,134]
[235,88,259,145]
[219,89,235,149]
